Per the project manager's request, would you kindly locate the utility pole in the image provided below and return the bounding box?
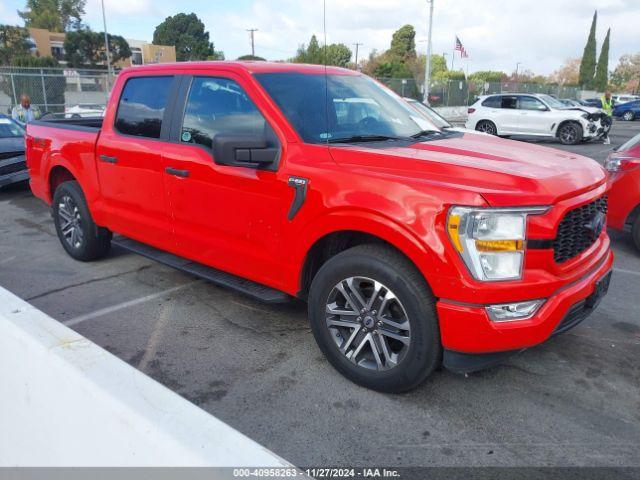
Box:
[515,62,521,92]
[247,28,258,57]
[101,0,113,91]
[423,0,434,104]
[352,43,363,70]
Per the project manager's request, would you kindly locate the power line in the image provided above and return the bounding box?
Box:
[246,28,258,56]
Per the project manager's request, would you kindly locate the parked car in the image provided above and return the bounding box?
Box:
[0,114,28,188]
[613,94,640,105]
[581,98,603,108]
[466,93,609,145]
[613,100,640,121]
[403,97,478,134]
[606,132,640,251]
[559,98,582,107]
[64,104,106,119]
[26,62,613,392]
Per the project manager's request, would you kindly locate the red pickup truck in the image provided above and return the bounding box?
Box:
[26,62,613,392]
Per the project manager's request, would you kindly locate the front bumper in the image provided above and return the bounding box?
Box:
[0,154,28,187]
[437,248,614,357]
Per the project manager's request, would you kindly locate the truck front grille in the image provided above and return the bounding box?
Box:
[553,195,608,263]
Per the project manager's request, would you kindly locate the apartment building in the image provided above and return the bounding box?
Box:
[26,28,176,66]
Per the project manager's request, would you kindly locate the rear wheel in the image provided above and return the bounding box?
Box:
[623,111,635,121]
[632,216,640,252]
[475,120,497,135]
[308,244,441,392]
[557,122,583,145]
[53,181,111,261]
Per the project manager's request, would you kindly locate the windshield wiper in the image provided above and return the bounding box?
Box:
[327,134,409,144]
[410,129,443,139]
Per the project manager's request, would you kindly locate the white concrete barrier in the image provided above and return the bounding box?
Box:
[0,286,292,467]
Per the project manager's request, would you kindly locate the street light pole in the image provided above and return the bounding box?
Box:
[515,62,521,93]
[101,0,113,91]
[423,0,434,104]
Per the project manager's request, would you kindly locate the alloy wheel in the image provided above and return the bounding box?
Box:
[477,121,496,135]
[623,111,634,121]
[325,276,411,371]
[559,124,577,144]
[58,195,84,249]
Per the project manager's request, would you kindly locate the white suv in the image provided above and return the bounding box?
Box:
[465,93,609,145]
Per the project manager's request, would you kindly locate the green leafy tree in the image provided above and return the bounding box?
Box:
[594,28,610,91]
[153,13,222,61]
[389,24,416,59]
[323,43,351,67]
[292,35,351,67]
[18,0,86,32]
[467,70,505,83]
[411,54,448,85]
[64,29,131,68]
[0,25,32,64]
[237,54,266,61]
[579,10,598,88]
[610,53,640,93]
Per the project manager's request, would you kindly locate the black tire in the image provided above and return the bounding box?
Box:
[622,111,635,121]
[308,244,441,393]
[52,181,112,261]
[475,120,497,135]
[632,216,640,253]
[557,121,583,145]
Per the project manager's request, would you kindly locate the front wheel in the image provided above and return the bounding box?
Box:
[557,122,583,145]
[53,181,112,261]
[623,111,635,121]
[308,244,441,392]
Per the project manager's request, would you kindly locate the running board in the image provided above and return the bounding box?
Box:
[112,237,291,304]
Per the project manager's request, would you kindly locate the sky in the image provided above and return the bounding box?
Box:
[1,0,639,75]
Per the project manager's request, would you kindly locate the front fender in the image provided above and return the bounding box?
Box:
[284,207,459,298]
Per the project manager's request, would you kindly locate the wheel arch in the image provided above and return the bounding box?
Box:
[48,164,78,202]
[625,203,640,229]
[555,118,583,137]
[295,211,442,299]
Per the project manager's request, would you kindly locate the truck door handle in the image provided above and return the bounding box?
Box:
[99,155,118,164]
[165,167,189,178]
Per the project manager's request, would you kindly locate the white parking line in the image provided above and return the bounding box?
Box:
[63,280,202,327]
[613,267,640,277]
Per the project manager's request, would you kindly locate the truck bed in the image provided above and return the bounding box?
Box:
[31,117,103,132]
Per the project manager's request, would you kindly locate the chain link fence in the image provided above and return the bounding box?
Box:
[377,77,581,106]
[0,67,112,117]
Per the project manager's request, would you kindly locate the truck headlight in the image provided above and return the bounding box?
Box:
[447,206,549,281]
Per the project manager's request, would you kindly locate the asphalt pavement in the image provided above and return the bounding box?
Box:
[1,120,639,470]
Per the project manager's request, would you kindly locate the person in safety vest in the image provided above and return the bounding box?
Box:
[600,91,614,145]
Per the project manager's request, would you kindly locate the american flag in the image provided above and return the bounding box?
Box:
[455,36,468,58]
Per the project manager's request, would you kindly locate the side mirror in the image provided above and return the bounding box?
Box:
[212,134,279,169]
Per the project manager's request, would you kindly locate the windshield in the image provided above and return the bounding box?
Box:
[406,99,451,128]
[539,94,569,109]
[255,72,438,143]
[0,117,25,138]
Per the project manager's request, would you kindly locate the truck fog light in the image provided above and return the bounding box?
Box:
[485,299,545,322]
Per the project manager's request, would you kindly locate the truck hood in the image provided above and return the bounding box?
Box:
[329,132,606,207]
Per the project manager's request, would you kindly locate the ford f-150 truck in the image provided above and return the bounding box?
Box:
[25,62,613,392]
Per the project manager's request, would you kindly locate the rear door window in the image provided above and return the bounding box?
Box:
[115,76,174,139]
[501,96,518,109]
